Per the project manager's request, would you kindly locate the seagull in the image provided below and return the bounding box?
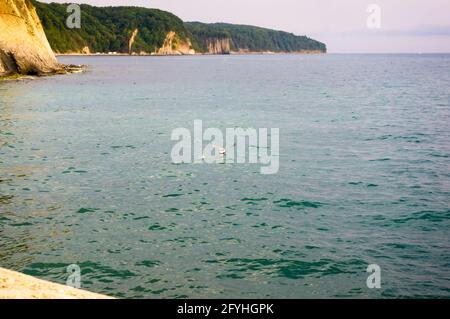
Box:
[213,144,227,155]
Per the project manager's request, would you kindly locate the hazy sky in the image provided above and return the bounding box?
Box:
[40,0,450,53]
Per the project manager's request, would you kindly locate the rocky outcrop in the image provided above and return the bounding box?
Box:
[128,28,138,54]
[80,46,90,55]
[154,31,195,55]
[206,37,231,54]
[0,0,60,76]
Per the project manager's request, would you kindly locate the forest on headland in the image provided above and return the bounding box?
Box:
[33,1,326,55]
[186,22,326,53]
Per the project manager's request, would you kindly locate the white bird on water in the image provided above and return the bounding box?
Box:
[213,144,227,155]
[202,144,229,161]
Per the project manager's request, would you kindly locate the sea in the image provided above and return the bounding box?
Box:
[0,54,449,298]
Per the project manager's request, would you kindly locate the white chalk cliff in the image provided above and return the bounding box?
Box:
[0,0,60,76]
[153,31,195,55]
[206,37,231,55]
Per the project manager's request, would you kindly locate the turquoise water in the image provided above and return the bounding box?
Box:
[0,54,449,298]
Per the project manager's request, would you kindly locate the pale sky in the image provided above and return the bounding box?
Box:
[40,0,450,53]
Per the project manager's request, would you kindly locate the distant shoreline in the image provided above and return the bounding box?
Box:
[55,50,326,57]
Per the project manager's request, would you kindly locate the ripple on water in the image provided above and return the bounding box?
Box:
[0,195,14,204]
[206,257,367,280]
[148,223,167,231]
[135,260,161,268]
[162,194,183,198]
[241,197,269,202]
[273,199,323,209]
[392,210,450,224]
[77,208,99,214]
[62,167,87,174]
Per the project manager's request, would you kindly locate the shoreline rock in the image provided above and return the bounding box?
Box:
[0,267,113,299]
[0,0,62,76]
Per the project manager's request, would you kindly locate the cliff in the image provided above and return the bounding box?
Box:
[186,22,327,54]
[33,2,326,55]
[206,38,231,55]
[154,31,195,55]
[0,0,60,76]
[128,28,138,54]
[33,2,196,55]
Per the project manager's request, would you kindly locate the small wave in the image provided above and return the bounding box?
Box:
[429,152,450,158]
[162,194,183,198]
[207,257,366,280]
[136,260,161,268]
[11,222,33,227]
[273,199,323,209]
[241,197,268,202]
[148,223,166,231]
[369,158,391,162]
[0,195,14,204]
[392,210,450,224]
[77,207,99,214]
[365,134,427,143]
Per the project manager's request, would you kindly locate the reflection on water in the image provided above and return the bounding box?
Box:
[1,55,450,298]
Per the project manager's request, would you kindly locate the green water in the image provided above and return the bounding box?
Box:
[0,54,449,298]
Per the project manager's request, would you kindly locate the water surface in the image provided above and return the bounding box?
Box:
[0,54,449,298]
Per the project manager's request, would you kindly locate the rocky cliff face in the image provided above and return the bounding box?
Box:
[0,0,59,76]
[154,31,195,55]
[56,30,196,56]
[206,38,231,55]
[128,28,138,54]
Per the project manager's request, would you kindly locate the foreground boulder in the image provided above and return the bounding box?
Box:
[0,0,60,76]
[0,267,113,299]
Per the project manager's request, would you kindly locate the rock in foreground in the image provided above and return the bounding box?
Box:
[0,0,61,76]
[0,267,112,299]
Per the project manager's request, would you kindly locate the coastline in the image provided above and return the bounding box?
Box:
[0,64,86,81]
[55,50,326,57]
[0,268,113,299]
